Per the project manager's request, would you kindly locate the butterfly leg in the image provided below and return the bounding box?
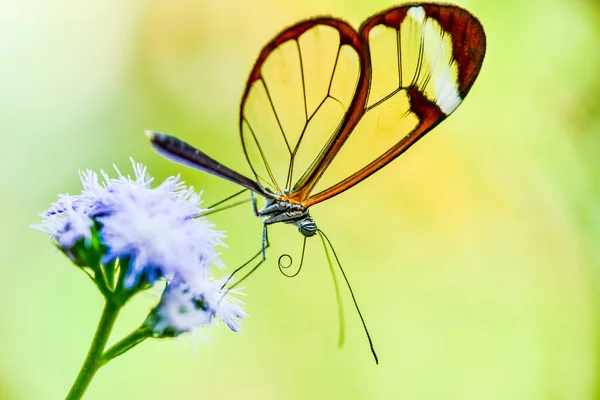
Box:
[261,223,269,259]
[200,189,251,217]
[221,223,271,290]
[251,190,259,217]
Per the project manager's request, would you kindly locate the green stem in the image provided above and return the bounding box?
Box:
[66,301,121,400]
[100,326,152,366]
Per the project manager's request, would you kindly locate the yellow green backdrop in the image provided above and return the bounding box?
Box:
[2,0,599,398]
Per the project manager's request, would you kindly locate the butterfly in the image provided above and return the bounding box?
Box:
[148,3,486,363]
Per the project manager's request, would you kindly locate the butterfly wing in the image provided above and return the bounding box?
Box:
[239,5,486,205]
[302,4,486,207]
[239,18,370,197]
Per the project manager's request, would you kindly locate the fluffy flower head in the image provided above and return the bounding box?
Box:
[34,159,225,288]
[148,275,247,337]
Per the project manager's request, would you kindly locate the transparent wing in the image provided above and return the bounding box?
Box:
[239,19,370,197]
[304,4,486,207]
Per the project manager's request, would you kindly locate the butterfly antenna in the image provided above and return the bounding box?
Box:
[319,232,345,348]
[278,236,307,278]
[317,229,379,364]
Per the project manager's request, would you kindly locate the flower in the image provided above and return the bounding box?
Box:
[147,275,247,337]
[34,159,225,289]
[35,194,94,250]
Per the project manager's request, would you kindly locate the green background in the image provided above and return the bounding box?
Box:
[2,0,600,398]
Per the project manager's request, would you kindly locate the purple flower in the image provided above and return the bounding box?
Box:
[148,275,247,337]
[34,194,94,250]
[34,159,225,289]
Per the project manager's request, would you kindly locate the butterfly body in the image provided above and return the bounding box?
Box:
[258,196,317,237]
[148,131,318,236]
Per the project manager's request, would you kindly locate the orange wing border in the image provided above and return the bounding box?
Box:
[239,18,371,203]
[304,4,487,207]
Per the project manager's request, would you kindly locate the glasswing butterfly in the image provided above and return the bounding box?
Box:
[148,3,486,363]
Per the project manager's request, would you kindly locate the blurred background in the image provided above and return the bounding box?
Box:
[1,0,600,398]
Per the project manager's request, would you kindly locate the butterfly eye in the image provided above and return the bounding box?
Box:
[297,219,318,236]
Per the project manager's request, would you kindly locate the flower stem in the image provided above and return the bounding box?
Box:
[66,300,120,400]
[100,326,151,366]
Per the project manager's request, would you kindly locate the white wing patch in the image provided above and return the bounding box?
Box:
[407,6,462,114]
